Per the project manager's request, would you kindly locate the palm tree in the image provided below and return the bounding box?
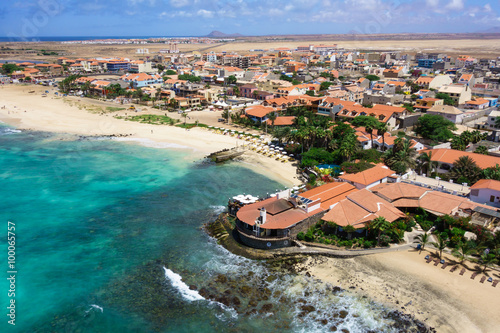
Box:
[267,112,277,129]
[233,86,240,97]
[470,130,486,144]
[376,123,387,151]
[477,253,498,273]
[449,156,482,184]
[371,217,391,247]
[414,232,430,253]
[451,136,467,151]
[385,138,417,174]
[452,241,473,264]
[181,112,188,127]
[495,117,500,129]
[474,145,489,155]
[339,133,358,162]
[365,123,375,149]
[416,151,437,177]
[431,234,448,259]
[343,224,356,240]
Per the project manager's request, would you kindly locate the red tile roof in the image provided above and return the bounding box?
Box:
[322,189,405,228]
[245,105,276,118]
[339,164,395,186]
[470,179,500,192]
[423,149,500,169]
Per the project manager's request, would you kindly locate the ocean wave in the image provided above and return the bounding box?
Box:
[163,266,204,301]
[0,128,22,135]
[113,137,191,150]
[85,304,103,314]
[210,205,226,215]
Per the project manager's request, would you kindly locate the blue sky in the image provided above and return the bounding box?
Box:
[1,0,499,38]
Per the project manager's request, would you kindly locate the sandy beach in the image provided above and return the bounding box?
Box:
[0,84,299,187]
[297,249,500,333]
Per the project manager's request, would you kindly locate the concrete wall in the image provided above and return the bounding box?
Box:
[470,188,500,208]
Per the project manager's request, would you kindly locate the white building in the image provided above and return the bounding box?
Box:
[470,179,500,208]
[438,84,472,105]
[427,105,466,124]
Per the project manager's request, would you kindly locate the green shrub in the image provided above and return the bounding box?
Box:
[304,231,315,242]
[297,232,305,241]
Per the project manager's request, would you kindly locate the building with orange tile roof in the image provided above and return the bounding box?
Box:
[370,182,490,216]
[339,164,396,189]
[234,182,358,248]
[322,188,405,229]
[245,105,276,122]
[119,73,163,88]
[464,98,489,110]
[470,179,500,208]
[414,98,443,112]
[265,116,296,127]
[423,148,500,172]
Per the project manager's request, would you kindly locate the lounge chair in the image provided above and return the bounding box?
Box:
[426,257,433,263]
[471,272,478,280]
[459,268,466,276]
[434,259,440,266]
[493,280,499,287]
[450,265,458,273]
[480,276,486,283]
[441,262,448,269]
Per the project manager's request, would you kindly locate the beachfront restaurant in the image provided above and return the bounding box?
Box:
[235,182,358,249]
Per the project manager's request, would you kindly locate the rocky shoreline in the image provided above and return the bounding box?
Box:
[204,213,435,332]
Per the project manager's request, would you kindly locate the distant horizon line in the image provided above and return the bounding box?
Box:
[1,31,500,43]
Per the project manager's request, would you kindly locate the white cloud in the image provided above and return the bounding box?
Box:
[445,0,464,10]
[170,0,190,8]
[426,0,439,6]
[197,9,214,18]
[484,3,492,12]
[285,4,295,11]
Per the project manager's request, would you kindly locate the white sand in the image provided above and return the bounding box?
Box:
[298,249,500,333]
[0,84,299,187]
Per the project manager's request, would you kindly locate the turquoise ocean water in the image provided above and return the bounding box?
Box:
[0,124,423,333]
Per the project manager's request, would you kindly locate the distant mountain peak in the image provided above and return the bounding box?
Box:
[206,31,244,38]
[477,27,500,33]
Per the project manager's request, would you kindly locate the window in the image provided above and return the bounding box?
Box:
[470,189,479,196]
[490,195,495,202]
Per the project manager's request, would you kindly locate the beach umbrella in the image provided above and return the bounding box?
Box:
[282,151,287,155]
[279,147,284,151]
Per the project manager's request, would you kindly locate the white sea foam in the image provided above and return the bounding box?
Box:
[85,304,103,314]
[163,266,204,301]
[210,205,226,215]
[0,128,21,135]
[113,137,192,150]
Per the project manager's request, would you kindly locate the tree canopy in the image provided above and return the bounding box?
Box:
[320,81,335,91]
[365,74,380,82]
[435,92,456,106]
[225,75,237,85]
[177,74,201,82]
[414,114,456,142]
[2,63,21,74]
